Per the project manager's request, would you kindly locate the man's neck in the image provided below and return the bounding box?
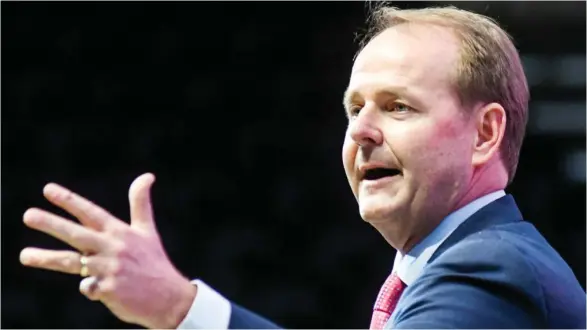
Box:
[397,163,508,254]
[453,163,508,214]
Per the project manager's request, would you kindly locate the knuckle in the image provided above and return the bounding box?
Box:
[80,203,95,218]
[57,189,74,203]
[111,240,128,256]
[64,190,75,201]
[69,230,83,243]
[61,255,75,270]
[109,259,122,275]
[101,279,117,294]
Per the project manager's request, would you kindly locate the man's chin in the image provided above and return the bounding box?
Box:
[358,199,402,224]
[358,191,403,223]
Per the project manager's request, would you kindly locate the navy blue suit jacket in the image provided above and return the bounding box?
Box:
[227,195,586,329]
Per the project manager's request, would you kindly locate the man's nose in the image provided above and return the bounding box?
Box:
[348,107,383,147]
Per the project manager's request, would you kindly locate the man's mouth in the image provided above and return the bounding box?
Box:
[363,168,402,181]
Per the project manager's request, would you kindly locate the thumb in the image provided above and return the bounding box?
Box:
[129,172,156,231]
[79,276,100,301]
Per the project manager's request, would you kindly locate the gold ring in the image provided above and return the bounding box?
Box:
[80,255,89,277]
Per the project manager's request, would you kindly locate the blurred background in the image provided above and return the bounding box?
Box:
[2,1,585,328]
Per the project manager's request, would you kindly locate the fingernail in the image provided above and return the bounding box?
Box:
[19,249,33,264]
[80,276,99,299]
[43,183,59,198]
[23,208,39,225]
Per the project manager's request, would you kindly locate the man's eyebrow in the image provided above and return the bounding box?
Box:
[342,85,411,111]
[342,88,355,111]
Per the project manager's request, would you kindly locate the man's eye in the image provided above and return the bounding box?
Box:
[349,106,362,117]
[390,103,411,113]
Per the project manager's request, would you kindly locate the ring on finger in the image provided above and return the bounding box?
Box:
[80,255,90,277]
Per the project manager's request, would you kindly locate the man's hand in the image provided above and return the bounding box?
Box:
[19,173,197,329]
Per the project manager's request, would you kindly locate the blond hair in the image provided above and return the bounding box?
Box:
[358,4,529,184]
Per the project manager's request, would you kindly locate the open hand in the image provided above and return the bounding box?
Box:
[19,173,197,329]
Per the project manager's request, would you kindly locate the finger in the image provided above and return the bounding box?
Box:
[129,173,156,232]
[20,247,108,276]
[20,248,82,275]
[80,276,101,301]
[23,208,106,253]
[20,248,81,274]
[43,182,122,231]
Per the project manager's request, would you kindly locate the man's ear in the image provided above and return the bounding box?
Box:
[472,102,506,167]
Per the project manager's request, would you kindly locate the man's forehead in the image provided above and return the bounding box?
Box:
[352,24,460,73]
[343,25,461,108]
[348,24,459,88]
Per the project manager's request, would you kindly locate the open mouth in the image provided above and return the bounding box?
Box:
[363,168,402,181]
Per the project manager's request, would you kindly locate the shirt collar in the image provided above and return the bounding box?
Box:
[392,190,506,286]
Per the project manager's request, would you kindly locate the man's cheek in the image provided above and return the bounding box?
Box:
[341,143,357,187]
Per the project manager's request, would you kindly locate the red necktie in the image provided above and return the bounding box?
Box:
[369,272,407,329]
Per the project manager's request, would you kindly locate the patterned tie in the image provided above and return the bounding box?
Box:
[369,272,407,329]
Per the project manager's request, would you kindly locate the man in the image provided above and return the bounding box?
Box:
[20,5,585,329]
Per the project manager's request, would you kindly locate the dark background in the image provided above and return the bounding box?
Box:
[2,1,585,328]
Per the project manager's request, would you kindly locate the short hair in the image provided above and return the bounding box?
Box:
[357,4,530,185]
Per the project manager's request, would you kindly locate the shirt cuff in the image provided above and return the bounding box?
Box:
[176,279,232,329]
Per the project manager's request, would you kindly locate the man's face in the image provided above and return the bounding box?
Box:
[342,24,477,239]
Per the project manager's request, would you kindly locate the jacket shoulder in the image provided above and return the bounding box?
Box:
[392,234,547,329]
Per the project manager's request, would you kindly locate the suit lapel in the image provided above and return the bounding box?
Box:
[384,194,524,329]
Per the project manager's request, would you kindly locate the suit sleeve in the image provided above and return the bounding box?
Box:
[229,303,282,329]
[392,238,547,329]
[177,280,282,329]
